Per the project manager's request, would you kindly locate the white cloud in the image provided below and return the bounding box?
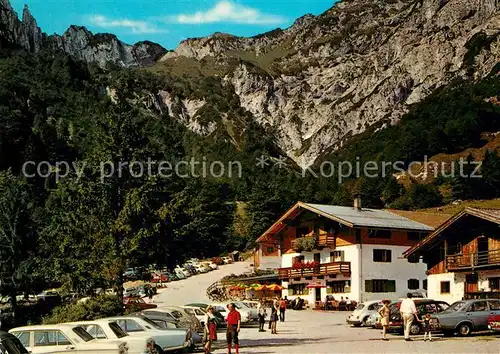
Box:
[89,15,167,34]
[172,1,286,25]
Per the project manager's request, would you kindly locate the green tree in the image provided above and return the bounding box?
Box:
[0,171,39,318]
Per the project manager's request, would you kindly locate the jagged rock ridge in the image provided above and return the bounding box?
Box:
[0,0,166,67]
[161,0,500,168]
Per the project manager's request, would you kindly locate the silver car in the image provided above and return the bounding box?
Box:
[434,299,500,336]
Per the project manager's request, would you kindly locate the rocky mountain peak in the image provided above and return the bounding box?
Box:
[0,0,166,67]
[163,0,500,168]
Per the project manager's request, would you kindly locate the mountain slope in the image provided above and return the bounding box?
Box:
[159,0,500,168]
[0,0,166,67]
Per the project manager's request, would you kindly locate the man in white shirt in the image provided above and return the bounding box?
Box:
[400,293,418,341]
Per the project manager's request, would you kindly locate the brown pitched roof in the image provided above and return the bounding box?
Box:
[403,207,500,257]
[388,210,452,229]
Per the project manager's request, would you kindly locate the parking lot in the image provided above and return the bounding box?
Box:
[152,260,499,353]
[207,310,499,353]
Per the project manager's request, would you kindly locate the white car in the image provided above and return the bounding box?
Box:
[182,306,207,325]
[10,324,128,354]
[174,266,191,277]
[193,265,208,273]
[206,262,218,270]
[233,302,259,321]
[210,303,252,323]
[106,316,190,352]
[69,319,151,354]
[346,300,382,327]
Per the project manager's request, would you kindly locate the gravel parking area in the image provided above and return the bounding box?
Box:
[153,261,499,353]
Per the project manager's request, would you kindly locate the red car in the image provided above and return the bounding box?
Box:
[488,313,500,331]
[151,273,168,283]
[123,297,157,310]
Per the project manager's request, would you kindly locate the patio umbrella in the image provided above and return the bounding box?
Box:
[265,284,283,291]
[254,284,266,291]
[306,283,326,289]
[247,283,261,289]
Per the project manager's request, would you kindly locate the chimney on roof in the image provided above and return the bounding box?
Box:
[353,194,362,210]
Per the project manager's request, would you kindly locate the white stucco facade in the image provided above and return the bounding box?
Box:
[281,244,427,305]
[428,270,500,304]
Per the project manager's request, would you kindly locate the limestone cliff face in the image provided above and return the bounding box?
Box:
[163,0,500,168]
[0,0,166,67]
[2,0,500,167]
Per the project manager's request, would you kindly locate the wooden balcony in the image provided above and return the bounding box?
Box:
[291,234,335,251]
[446,249,500,271]
[278,261,351,279]
[318,234,335,248]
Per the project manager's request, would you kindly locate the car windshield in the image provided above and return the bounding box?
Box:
[109,322,128,338]
[141,317,162,329]
[73,327,94,342]
[443,301,466,313]
[355,304,364,311]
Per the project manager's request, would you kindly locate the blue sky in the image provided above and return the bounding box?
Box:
[9,0,336,49]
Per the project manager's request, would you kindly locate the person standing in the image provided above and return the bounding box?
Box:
[148,287,154,303]
[279,297,287,322]
[400,293,418,341]
[204,306,218,354]
[270,300,279,334]
[419,313,433,341]
[226,303,241,354]
[257,300,266,332]
[378,300,391,341]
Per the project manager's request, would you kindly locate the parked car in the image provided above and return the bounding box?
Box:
[174,269,186,279]
[124,297,157,311]
[182,306,207,324]
[156,307,203,333]
[381,299,449,335]
[209,303,252,324]
[105,315,191,352]
[36,291,61,306]
[185,303,225,326]
[9,324,128,354]
[124,287,139,298]
[434,299,500,336]
[138,311,201,348]
[151,273,169,284]
[347,300,382,327]
[175,266,190,278]
[488,313,500,331]
[70,319,152,354]
[232,301,259,321]
[166,272,179,281]
[222,257,233,264]
[206,262,218,270]
[123,268,140,280]
[194,265,208,273]
[0,331,29,354]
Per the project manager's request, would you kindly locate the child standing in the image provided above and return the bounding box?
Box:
[419,313,433,341]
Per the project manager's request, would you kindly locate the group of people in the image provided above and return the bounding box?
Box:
[203,303,241,354]
[257,297,287,334]
[378,292,433,342]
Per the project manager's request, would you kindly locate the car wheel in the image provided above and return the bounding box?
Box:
[410,323,421,335]
[361,317,370,327]
[457,323,472,337]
